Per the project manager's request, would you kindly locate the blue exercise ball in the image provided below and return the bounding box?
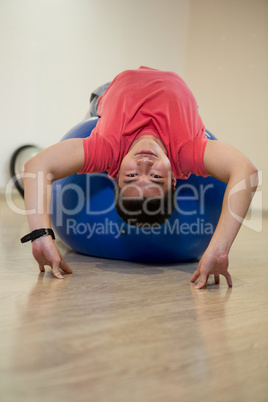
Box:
[50,117,226,263]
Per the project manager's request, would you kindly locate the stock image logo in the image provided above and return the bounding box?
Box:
[6,170,262,236]
[64,217,214,239]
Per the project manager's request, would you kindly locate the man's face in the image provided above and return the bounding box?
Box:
[118,137,175,198]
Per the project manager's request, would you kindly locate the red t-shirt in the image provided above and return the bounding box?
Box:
[79,66,209,179]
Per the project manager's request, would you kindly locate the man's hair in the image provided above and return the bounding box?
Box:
[114,181,176,228]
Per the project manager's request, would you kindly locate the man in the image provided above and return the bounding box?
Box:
[22,67,258,287]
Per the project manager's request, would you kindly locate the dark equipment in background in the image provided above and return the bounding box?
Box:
[9,145,42,198]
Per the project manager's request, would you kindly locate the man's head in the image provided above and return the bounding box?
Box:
[115,135,176,227]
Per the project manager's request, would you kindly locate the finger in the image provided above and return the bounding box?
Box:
[52,269,64,279]
[39,264,45,273]
[59,256,72,275]
[190,269,200,283]
[52,259,64,279]
[225,272,233,287]
[195,272,209,289]
[214,274,220,285]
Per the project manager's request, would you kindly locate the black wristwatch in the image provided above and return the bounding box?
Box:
[20,228,55,243]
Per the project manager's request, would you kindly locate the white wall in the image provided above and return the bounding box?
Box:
[0,0,189,185]
[185,0,268,210]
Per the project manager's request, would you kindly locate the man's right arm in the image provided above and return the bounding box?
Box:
[23,138,85,278]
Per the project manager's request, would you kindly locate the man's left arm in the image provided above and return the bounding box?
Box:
[191,140,258,289]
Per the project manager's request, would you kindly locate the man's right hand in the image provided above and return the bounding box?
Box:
[32,236,72,279]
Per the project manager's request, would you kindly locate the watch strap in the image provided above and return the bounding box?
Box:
[20,228,55,243]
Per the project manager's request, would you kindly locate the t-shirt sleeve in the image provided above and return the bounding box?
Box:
[78,131,113,175]
[178,129,210,177]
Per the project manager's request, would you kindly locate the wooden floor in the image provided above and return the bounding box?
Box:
[0,193,267,402]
